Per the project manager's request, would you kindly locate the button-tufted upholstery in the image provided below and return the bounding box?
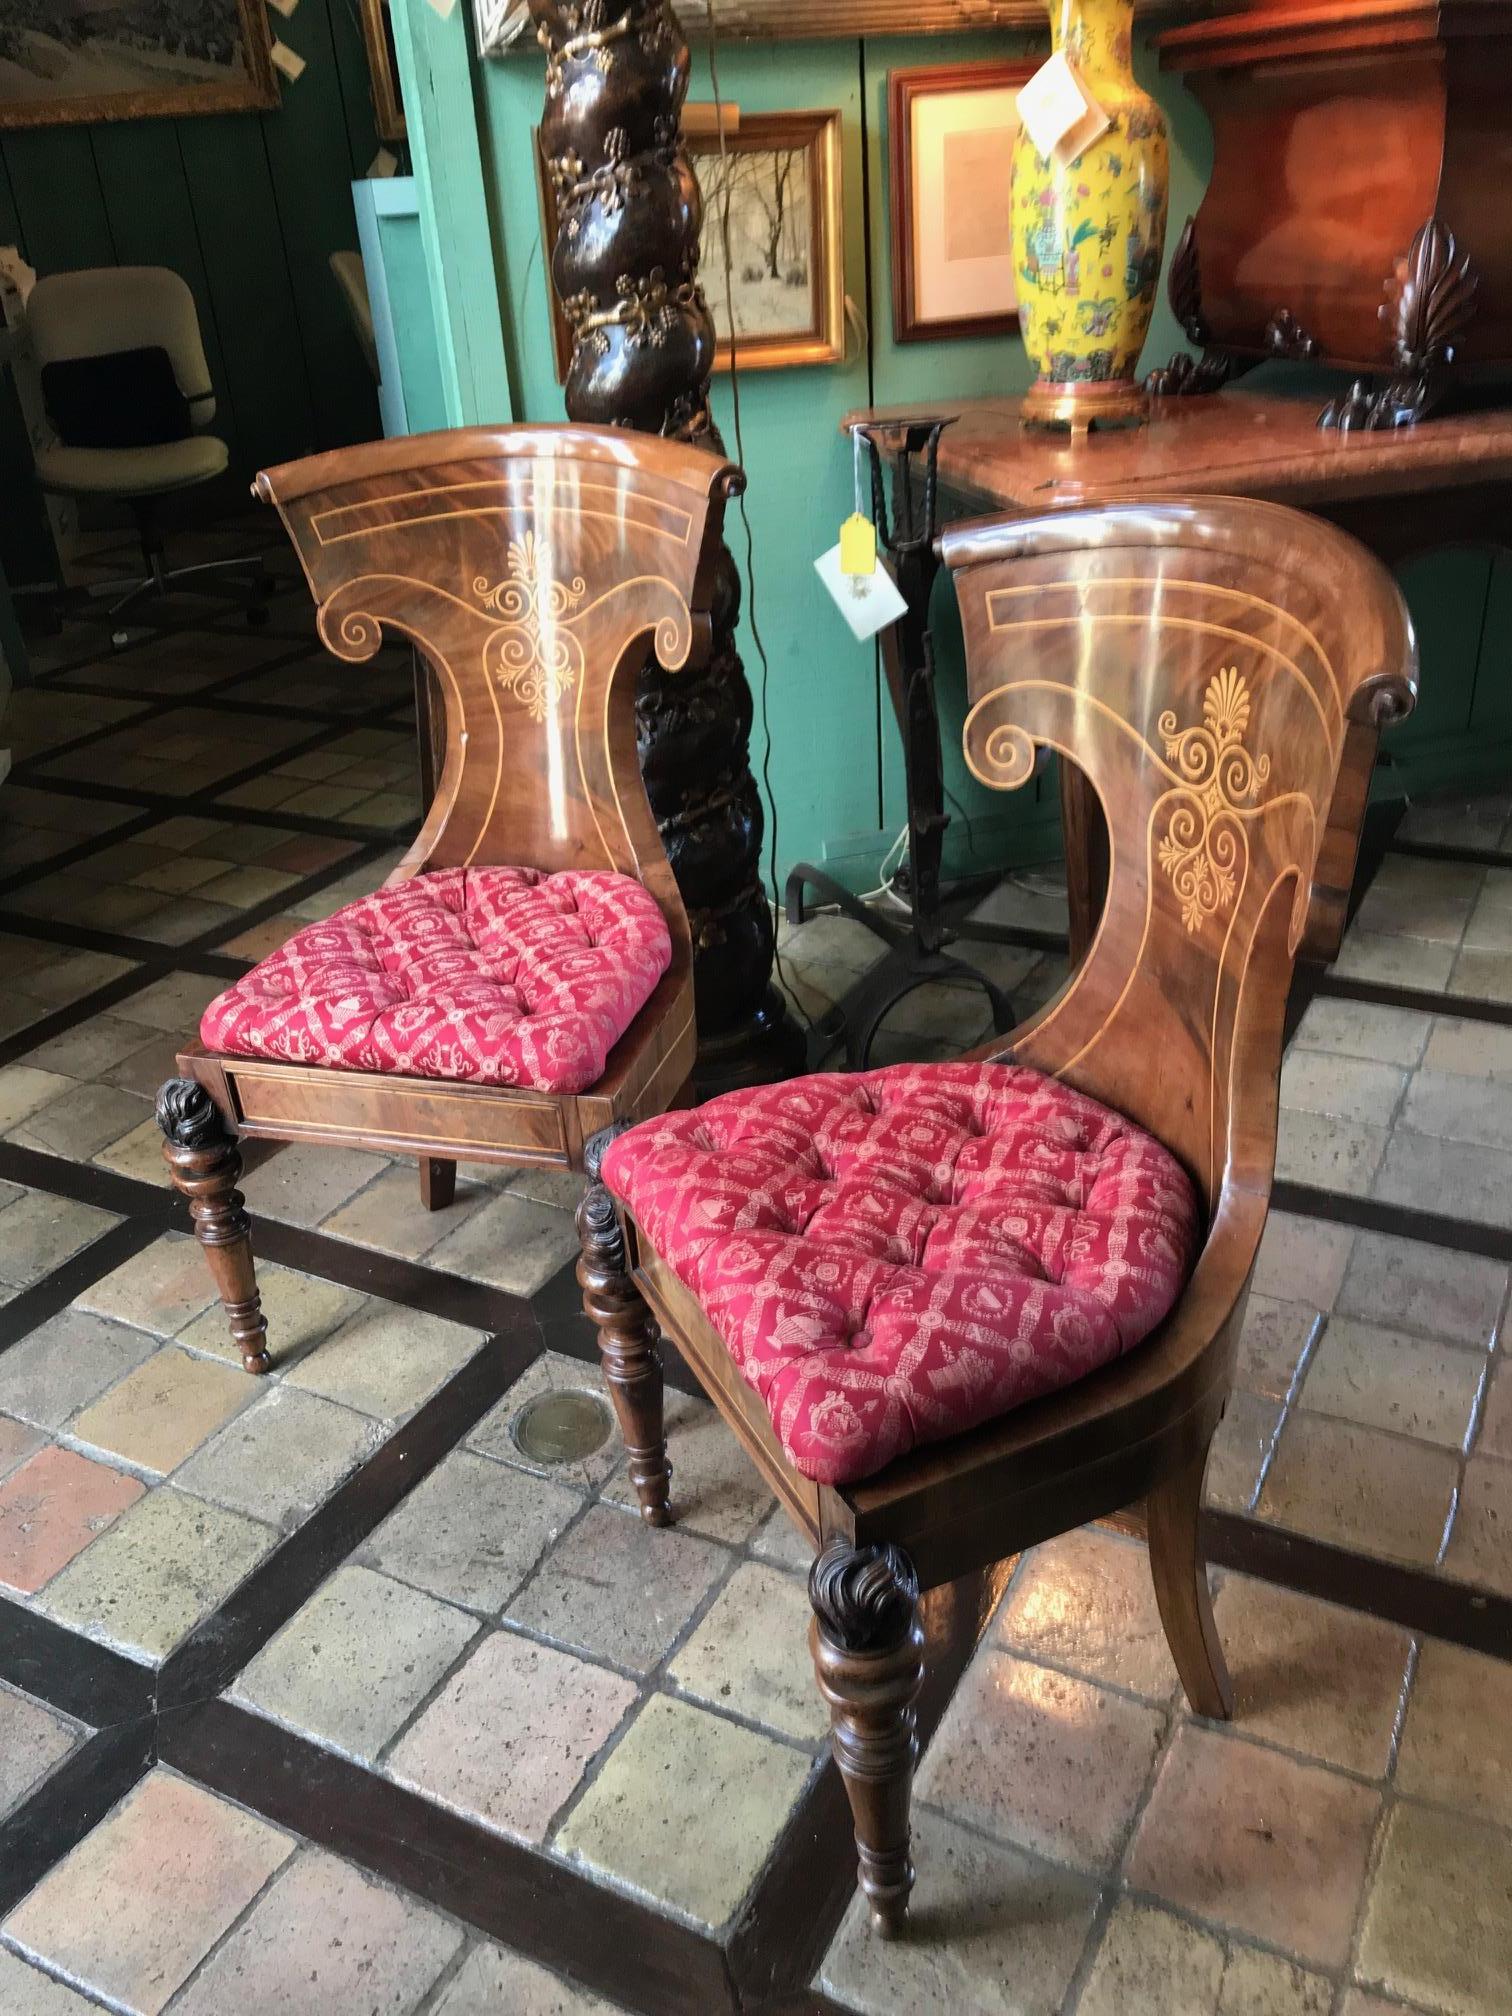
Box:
[202,867,672,1096]
[603,1063,1202,1486]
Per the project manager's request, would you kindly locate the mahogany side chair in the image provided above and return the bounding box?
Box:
[155,426,740,1448]
[596,496,1417,1935]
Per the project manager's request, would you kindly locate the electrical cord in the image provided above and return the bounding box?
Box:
[704,7,815,1032]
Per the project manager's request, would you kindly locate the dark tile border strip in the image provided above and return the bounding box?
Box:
[0,960,226,1072]
[757,1994,853,2016]
[1271,1177,1512,1267]
[0,1140,570,1354]
[9,639,323,781]
[10,773,417,851]
[0,1219,164,1356]
[0,1718,155,1918]
[0,1598,156,1727]
[157,1698,741,2016]
[0,810,169,900]
[1204,1511,1512,1660]
[1312,969,1512,1029]
[0,825,409,1068]
[158,1320,540,1710]
[14,674,416,825]
[249,1219,566,1344]
[0,1144,174,1220]
[0,913,252,972]
[0,1128,697,1405]
[1389,837,1512,872]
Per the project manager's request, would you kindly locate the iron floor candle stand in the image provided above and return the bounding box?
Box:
[784,419,1017,1070]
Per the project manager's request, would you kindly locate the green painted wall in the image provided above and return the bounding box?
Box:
[458,29,1512,885]
[0,0,389,585]
[479,30,1224,888]
[378,207,452,438]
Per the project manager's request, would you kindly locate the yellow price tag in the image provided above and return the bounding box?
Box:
[839,512,877,579]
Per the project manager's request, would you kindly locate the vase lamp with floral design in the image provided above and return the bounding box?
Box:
[1012,0,1169,432]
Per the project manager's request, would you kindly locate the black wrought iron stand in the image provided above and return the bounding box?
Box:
[785,419,1018,1070]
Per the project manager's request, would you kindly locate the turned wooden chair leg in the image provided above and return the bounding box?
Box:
[1148,1440,1233,1720]
[157,1079,270,1376]
[419,1156,456,1211]
[577,1125,672,1527]
[810,1541,926,1939]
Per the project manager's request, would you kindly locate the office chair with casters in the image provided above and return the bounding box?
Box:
[25,266,271,644]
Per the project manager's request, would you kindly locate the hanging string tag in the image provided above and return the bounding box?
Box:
[1016,53,1110,167]
[839,426,877,587]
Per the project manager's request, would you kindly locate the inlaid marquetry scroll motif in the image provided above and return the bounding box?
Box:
[1157,666,1272,934]
[476,534,587,723]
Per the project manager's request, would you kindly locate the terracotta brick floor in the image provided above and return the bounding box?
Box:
[0,525,1510,2013]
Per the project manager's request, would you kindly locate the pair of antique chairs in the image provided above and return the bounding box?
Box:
[158,426,1415,1938]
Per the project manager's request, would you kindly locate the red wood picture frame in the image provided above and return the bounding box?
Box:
[888,60,1036,346]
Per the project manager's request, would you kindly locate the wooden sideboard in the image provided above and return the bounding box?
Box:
[849,384,1512,953]
[857,384,1512,555]
[1148,0,1512,429]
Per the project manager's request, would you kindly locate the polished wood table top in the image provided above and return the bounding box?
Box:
[845,387,1512,520]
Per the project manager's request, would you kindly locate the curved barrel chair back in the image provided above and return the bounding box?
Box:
[256,424,744,989]
[943,497,1417,1209]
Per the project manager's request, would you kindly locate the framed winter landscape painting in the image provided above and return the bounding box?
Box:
[0,0,279,129]
[536,107,843,380]
[690,110,844,372]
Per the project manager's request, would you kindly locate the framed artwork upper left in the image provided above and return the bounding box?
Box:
[358,0,405,145]
[0,0,279,130]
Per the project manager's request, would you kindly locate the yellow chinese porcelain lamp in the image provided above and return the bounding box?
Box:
[1012,0,1169,432]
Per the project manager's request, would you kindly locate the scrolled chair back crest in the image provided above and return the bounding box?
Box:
[253,424,742,894]
[942,496,1417,1205]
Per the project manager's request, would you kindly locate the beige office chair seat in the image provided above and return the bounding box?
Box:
[35,434,230,498]
[26,265,267,640]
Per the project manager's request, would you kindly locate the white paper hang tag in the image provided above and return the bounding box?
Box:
[815,544,908,642]
[269,37,306,79]
[1016,52,1110,166]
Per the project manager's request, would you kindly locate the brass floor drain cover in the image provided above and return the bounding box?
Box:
[510,1389,613,1465]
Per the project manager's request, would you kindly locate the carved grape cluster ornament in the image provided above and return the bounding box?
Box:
[529,0,792,1055]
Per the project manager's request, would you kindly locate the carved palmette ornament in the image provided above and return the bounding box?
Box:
[1158,666,1271,933]
[476,534,587,723]
[529,0,779,1040]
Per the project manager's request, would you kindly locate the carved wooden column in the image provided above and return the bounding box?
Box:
[530,0,802,1089]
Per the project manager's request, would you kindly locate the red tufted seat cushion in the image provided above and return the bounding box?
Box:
[603,1062,1202,1487]
[201,867,672,1096]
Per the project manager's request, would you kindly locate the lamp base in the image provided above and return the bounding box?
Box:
[1020,378,1150,437]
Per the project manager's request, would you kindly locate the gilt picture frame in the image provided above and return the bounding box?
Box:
[888,60,1033,344]
[535,107,845,381]
[357,0,405,146]
[693,109,845,372]
[0,0,279,130]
